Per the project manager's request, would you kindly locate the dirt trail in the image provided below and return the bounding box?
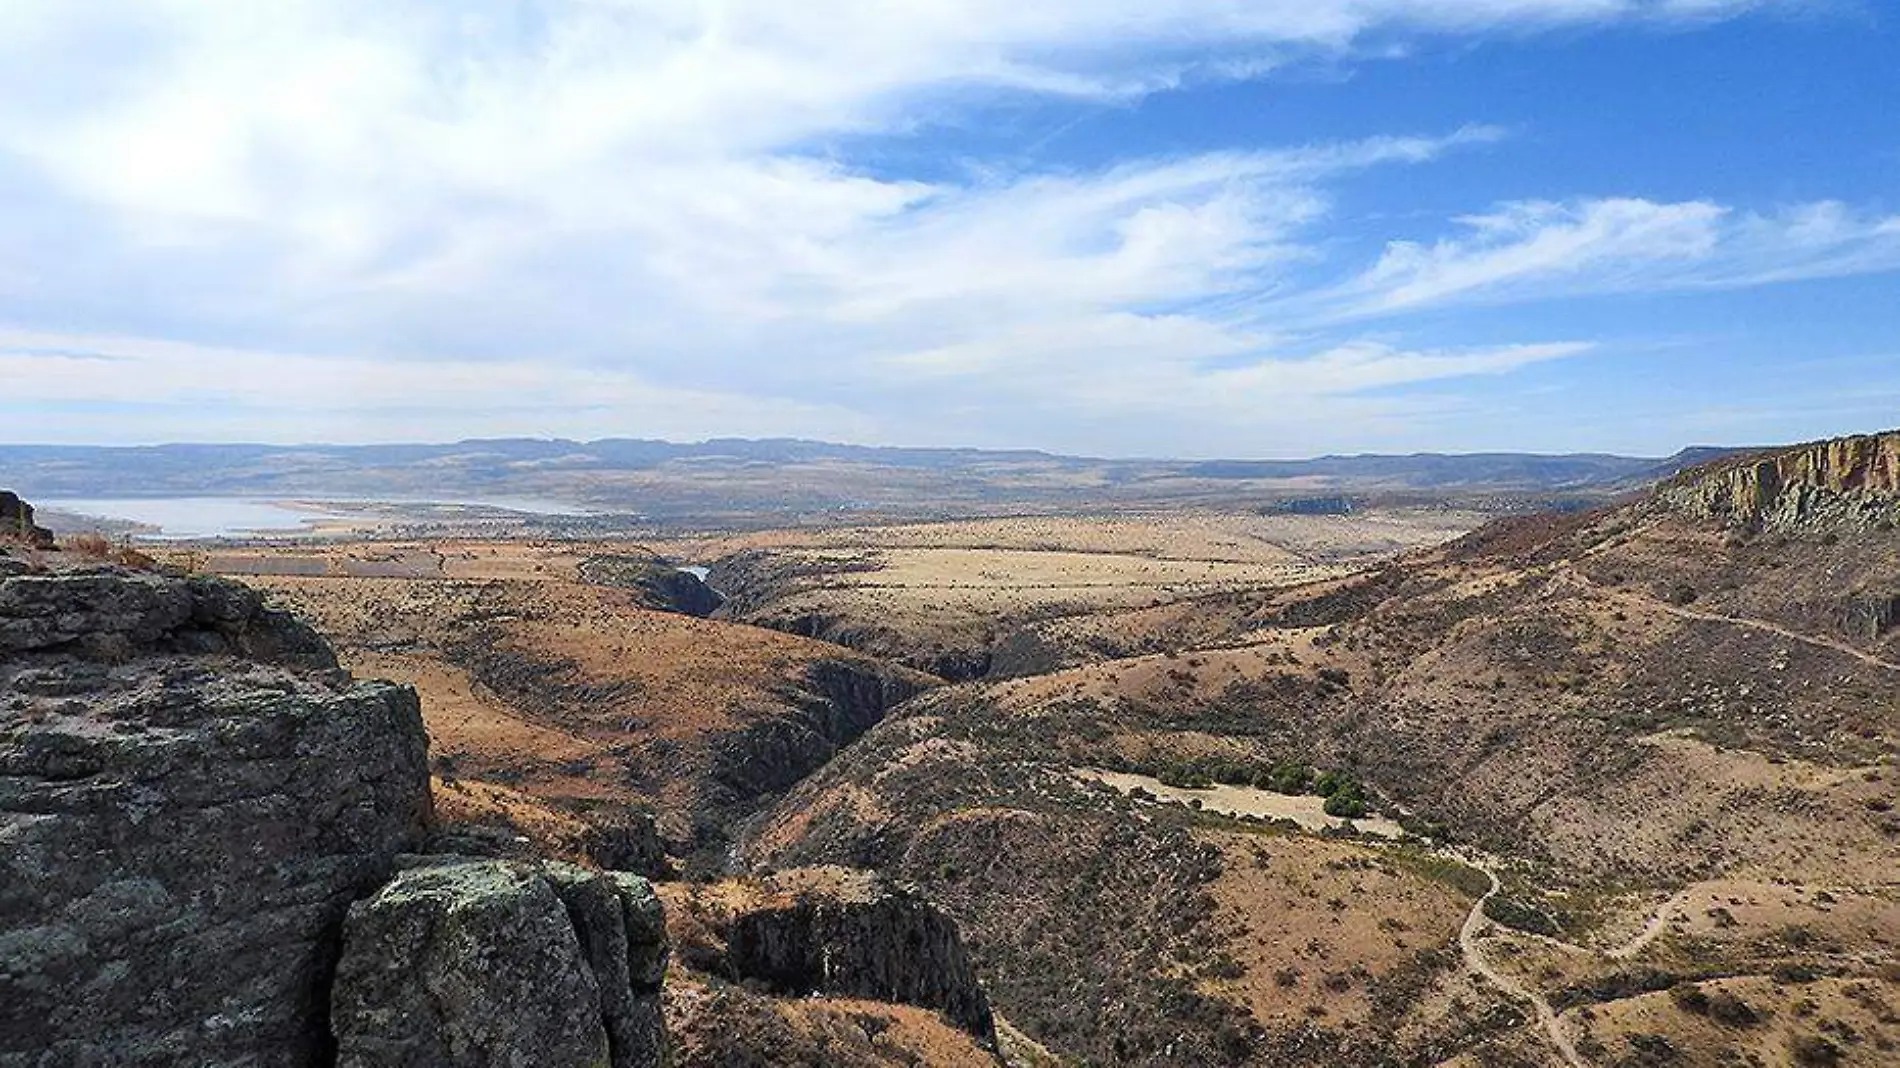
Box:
[1655,599,1900,673]
[1559,566,1900,673]
[1603,891,1691,961]
[1457,860,1588,1068]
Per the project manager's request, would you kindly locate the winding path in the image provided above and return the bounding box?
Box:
[1558,565,1900,674]
[1457,861,1588,1068]
[1653,598,1900,673]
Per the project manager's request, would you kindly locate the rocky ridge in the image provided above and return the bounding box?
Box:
[666,866,995,1043]
[1658,429,1900,531]
[579,552,724,616]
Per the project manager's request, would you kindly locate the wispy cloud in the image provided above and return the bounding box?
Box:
[0,0,1877,455]
[1320,198,1900,319]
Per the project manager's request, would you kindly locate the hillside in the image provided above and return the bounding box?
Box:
[738,430,1900,1066]
[10,430,1892,1068]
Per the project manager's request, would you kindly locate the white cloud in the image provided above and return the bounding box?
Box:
[0,0,1866,455]
[1320,198,1900,319]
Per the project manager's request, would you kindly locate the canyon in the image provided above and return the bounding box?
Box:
[5,430,1898,1066]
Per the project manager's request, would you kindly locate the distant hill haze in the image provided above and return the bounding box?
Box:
[0,438,1751,524]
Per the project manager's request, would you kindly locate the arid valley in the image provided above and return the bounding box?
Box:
[8,431,1897,1067]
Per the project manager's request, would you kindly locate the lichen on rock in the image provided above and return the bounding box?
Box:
[0,566,432,1068]
[330,857,669,1068]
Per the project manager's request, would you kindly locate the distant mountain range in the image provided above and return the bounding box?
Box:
[0,438,1749,523]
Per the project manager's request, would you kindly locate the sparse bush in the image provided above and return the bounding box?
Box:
[1666,583,1699,606]
[1625,1033,1681,1065]
[1260,762,1313,795]
[1323,787,1368,819]
[1482,895,1560,937]
[1670,984,1761,1028]
[1668,983,1710,1015]
[1773,962,1823,985]
[64,532,113,556]
[60,531,155,569]
[1789,1034,1843,1067]
[1707,991,1762,1028]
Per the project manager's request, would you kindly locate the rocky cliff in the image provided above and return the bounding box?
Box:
[0,565,433,1067]
[703,658,934,830]
[665,866,995,1044]
[1,491,53,548]
[1658,429,1900,531]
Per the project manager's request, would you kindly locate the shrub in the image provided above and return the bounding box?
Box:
[1669,984,1760,1027]
[1482,895,1561,938]
[1323,789,1368,819]
[1772,962,1822,985]
[1668,984,1711,1015]
[1706,991,1761,1028]
[1320,774,1368,818]
[64,532,113,557]
[1261,762,1314,795]
[1625,1033,1680,1065]
[60,531,155,569]
[1789,1035,1843,1067]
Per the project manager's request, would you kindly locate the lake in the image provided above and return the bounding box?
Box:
[41,496,594,540]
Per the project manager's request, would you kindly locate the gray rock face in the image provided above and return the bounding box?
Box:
[541,863,669,1067]
[724,867,995,1043]
[331,858,668,1068]
[0,491,52,548]
[0,567,431,1068]
[0,568,337,666]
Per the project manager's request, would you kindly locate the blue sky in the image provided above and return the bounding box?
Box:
[1,1,1896,457]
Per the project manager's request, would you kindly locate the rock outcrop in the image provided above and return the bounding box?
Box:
[0,566,432,1067]
[330,858,668,1068]
[668,866,995,1044]
[1659,430,1900,531]
[0,568,339,665]
[0,490,53,548]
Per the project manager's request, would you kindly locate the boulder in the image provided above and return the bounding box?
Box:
[0,569,431,1068]
[331,858,669,1068]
